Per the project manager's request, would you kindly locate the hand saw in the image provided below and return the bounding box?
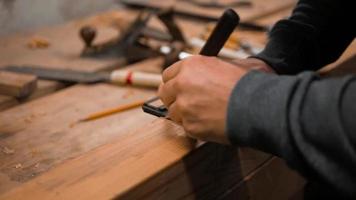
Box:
[1,66,162,88]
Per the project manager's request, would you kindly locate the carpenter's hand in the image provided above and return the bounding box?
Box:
[158,55,256,144]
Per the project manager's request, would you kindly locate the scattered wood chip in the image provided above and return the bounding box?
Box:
[24,117,32,123]
[34,163,40,168]
[69,122,76,128]
[14,163,22,169]
[27,37,50,49]
[31,149,40,157]
[0,71,38,98]
[122,90,135,99]
[2,146,15,154]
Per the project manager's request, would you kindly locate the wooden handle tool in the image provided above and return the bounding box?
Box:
[109,70,162,88]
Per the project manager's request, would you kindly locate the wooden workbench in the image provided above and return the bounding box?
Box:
[7,0,356,199]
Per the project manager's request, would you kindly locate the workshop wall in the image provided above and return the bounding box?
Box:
[0,0,121,36]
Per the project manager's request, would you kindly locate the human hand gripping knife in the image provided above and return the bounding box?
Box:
[142,9,240,117]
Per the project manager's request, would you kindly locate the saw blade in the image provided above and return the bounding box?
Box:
[1,66,111,84]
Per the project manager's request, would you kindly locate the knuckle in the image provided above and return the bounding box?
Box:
[157,83,164,96]
[184,123,196,135]
[175,76,185,89]
[176,98,188,111]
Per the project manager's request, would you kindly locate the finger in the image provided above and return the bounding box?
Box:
[167,101,182,124]
[162,61,182,83]
[158,80,177,108]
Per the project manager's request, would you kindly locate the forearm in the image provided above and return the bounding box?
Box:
[227,71,356,197]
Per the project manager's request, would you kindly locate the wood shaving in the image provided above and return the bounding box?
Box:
[14,163,22,169]
[31,149,40,157]
[24,117,32,123]
[122,90,135,99]
[2,146,15,154]
[27,37,50,49]
[69,122,76,128]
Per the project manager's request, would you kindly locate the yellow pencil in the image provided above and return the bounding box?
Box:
[79,99,146,122]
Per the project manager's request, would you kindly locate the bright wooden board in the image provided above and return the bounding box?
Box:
[0,12,125,73]
[0,83,157,194]
[0,80,65,111]
[0,117,271,200]
[0,95,18,111]
[0,71,37,98]
[0,6,310,200]
[123,0,296,21]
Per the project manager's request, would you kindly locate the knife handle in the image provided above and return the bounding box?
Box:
[199,9,240,56]
[110,70,161,88]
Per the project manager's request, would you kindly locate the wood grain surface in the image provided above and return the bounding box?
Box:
[0,118,271,200]
[0,95,18,111]
[123,0,296,21]
[0,71,37,98]
[0,83,157,194]
[0,80,65,111]
[0,5,312,200]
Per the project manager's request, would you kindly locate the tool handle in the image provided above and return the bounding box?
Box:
[199,9,240,56]
[110,70,161,88]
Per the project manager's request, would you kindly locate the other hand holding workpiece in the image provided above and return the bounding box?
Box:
[158,56,270,144]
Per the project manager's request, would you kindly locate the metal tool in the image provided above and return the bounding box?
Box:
[121,0,268,32]
[142,9,240,117]
[80,11,156,62]
[79,9,186,65]
[181,0,252,8]
[2,66,161,88]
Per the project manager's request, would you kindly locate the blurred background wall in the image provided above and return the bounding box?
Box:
[0,0,121,36]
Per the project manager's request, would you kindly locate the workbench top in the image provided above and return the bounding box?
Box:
[7,1,356,199]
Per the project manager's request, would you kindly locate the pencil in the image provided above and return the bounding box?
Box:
[79,99,146,122]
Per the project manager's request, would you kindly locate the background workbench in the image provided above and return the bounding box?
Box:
[0,0,354,199]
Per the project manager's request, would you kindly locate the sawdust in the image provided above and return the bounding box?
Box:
[27,37,50,49]
[69,122,77,128]
[122,90,135,99]
[24,117,32,123]
[30,149,40,158]
[14,163,22,169]
[2,146,15,155]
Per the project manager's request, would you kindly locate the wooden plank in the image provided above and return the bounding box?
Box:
[0,118,270,200]
[0,7,306,199]
[0,9,166,110]
[0,80,65,111]
[0,95,18,111]
[219,157,305,200]
[25,80,65,101]
[0,9,201,73]
[123,0,296,22]
[0,83,157,195]
[0,71,37,98]
[0,11,132,73]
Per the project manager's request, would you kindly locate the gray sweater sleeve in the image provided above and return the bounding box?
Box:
[227,71,356,197]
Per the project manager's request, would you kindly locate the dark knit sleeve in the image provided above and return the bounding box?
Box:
[252,0,354,74]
